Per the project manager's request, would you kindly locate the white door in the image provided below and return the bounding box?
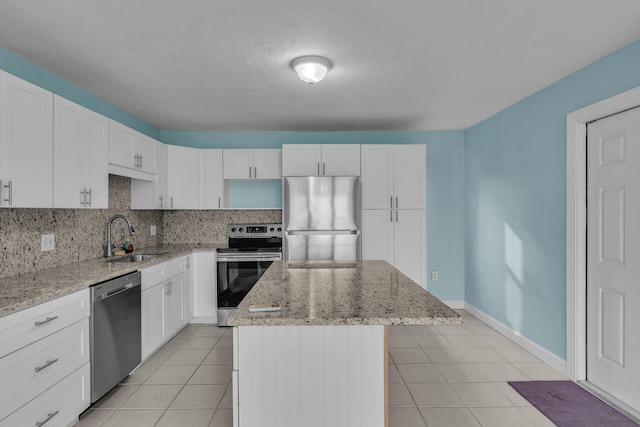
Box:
[167,145,200,209]
[223,149,253,179]
[321,144,361,176]
[361,145,394,209]
[361,209,394,265]
[394,145,426,210]
[282,144,322,176]
[202,149,224,208]
[252,149,282,180]
[587,106,640,411]
[394,209,426,288]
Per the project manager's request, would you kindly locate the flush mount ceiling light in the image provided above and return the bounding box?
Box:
[291,56,331,84]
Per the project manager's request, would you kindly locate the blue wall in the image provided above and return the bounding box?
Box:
[162,130,467,301]
[0,46,159,139]
[464,38,640,359]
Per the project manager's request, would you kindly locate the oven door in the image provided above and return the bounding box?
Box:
[216,253,281,325]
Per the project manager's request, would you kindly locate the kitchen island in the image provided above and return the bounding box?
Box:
[228,260,461,427]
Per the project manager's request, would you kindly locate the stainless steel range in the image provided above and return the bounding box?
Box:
[216,223,282,326]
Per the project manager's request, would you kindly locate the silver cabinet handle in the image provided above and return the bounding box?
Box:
[35,411,59,427]
[34,316,58,327]
[3,180,12,206]
[80,189,86,207]
[34,358,58,373]
[185,257,190,269]
[159,195,163,209]
[390,210,393,222]
[0,179,3,207]
[390,196,393,209]
[139,154,143,169]
[396,210,398,222]
[87,188,92,207]
[323,163,326,176]
[249,166,252,178]
[170,196,174,209]
[396,196,398,209]
[317,162,320,176]
[254,166,257,179]
[218,197,221,209]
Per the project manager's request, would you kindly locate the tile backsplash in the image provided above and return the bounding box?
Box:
[0,175,282,279]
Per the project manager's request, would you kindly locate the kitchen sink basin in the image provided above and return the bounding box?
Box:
[108,253,162,263]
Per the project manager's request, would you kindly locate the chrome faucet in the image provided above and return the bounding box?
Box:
[105,214,136,257]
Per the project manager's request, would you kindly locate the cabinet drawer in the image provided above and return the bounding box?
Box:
[0,362,90,427]
[141,257,184,290]
[0,318,89,420]
[0,289,89,358]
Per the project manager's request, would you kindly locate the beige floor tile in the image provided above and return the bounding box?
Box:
[419,407,481,427]
[388,382,416,407]
[389,348,431,364]
[436,325,473,336]
[218,384,233,409]
[120,364,158,385]
[512,362,568,380]
[192,326,228,337]
[91,384,139,409]
[435,364,488,382]
[164,349,210,365]
[188,364,233,384]
[180,336,220,350]
[473,363,529,382]
[519,406,557,427]
[389,334,420,348]
[446,335,491,348]
[213,336,233,349]
[175,324,201,337]
[415,335,454,348]
[389,325,412,335]
[388,363,403,383]
[406,325,441,336]
[481,334,518,348]
[156,409,215,427]
[469,407,536,427]
[203,349,234,364]
[170,384,227,409]
[492,382,533,407]
[120,384,182,409]
[458,347,506,363]
[101,409,164,427]
[450,382,513,407]
[464,324,500,336]
[162,335,189,349]
[423,347,468,363]
[143,346,177,365]
[407,382,464,407]
[77,409,114,426]
[145,365,198,384]
[397,363,446,383]
[388,407,427,427]
[209,408,233,427]
[493,346,541,363]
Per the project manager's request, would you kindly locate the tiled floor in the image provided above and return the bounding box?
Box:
[77,311,567,427]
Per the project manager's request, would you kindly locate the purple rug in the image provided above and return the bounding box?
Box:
[509,381,639,427]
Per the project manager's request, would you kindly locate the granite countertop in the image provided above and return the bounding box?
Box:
[228,260,462,327]
[0,244,222,317]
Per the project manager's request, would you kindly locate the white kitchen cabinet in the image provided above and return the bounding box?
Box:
[166,145,200,209]
[202,149,224,209]
[191,252,217,324]
[53,95,108,208]
[141,257,187,359]
[131,141,167,209]
[184,255,194,322]
[223,149,281,180]
[282,144,360,176]
[362,209,426,288]
[0,71,53,208]
[108,120,157,180]
[361,144,425,210]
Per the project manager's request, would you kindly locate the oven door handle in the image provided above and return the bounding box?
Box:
[217,255,282,262]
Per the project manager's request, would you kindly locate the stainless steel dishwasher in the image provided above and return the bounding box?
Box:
[90,271,141,403]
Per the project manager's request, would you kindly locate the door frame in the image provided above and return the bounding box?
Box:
[566,85,640,381]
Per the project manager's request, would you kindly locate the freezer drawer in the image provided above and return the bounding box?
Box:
[285,233,360,261]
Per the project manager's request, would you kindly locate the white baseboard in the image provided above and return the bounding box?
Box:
[464,303,567,375]
[442,300,465,309]
[190,316,216,324]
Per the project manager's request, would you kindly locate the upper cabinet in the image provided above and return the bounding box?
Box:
[282,144,360,176]
[223,149,281,180]
[108,120,156,180]
[361,144,425,210]
[0,71,53,208]
[131,141,167,210]
[202,149,224,209]
[166,145,201,209]
[53,96,108,209]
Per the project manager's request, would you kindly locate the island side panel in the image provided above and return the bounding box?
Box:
[234,325,386,427]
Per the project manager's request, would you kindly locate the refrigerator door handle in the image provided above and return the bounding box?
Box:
[285,229,359,236]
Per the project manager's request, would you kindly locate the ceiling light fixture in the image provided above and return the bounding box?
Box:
[291,56,331,84]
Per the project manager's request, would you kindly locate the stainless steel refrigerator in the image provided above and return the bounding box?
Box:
[283,176,360,261]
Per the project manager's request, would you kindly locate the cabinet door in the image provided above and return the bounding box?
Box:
[253,149,282,180]
[321,144,361,176]
[393,145,426,210]
[82,108,109,208]
[361,145,394,209]
[131,141,166,209]
[192,252,217,323]
[362,210,394,265]
[108,121,136,169]
[282,144,321,176]
[184,256,194,322]
[202,149,224,208]
[394,209,426,288]
[0,71,53,208]
[53,96,83,208]
[166,274,186,336]
[223,149,253,179]
[167,145,200,209]
[135,134,157,174]
[142,283,166,359]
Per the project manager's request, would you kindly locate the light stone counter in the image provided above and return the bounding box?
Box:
[0,244,221,317]
[228,260,461,326]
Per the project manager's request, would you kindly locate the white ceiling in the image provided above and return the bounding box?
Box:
[0,1,639,131]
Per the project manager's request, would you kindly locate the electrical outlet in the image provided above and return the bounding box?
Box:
[150,225,157,236]
[431,270,439,281]
[41,233,55,252]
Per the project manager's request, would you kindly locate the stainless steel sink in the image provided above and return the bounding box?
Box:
[108,253,161,263]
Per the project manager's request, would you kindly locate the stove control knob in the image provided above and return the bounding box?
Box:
[239,227,244,232]
[231,227,236,233]
[277,227,282,232]
[270,227,275,232]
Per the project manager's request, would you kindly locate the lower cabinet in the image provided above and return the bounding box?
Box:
[191,252,217,324]
[141,258,187,360]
